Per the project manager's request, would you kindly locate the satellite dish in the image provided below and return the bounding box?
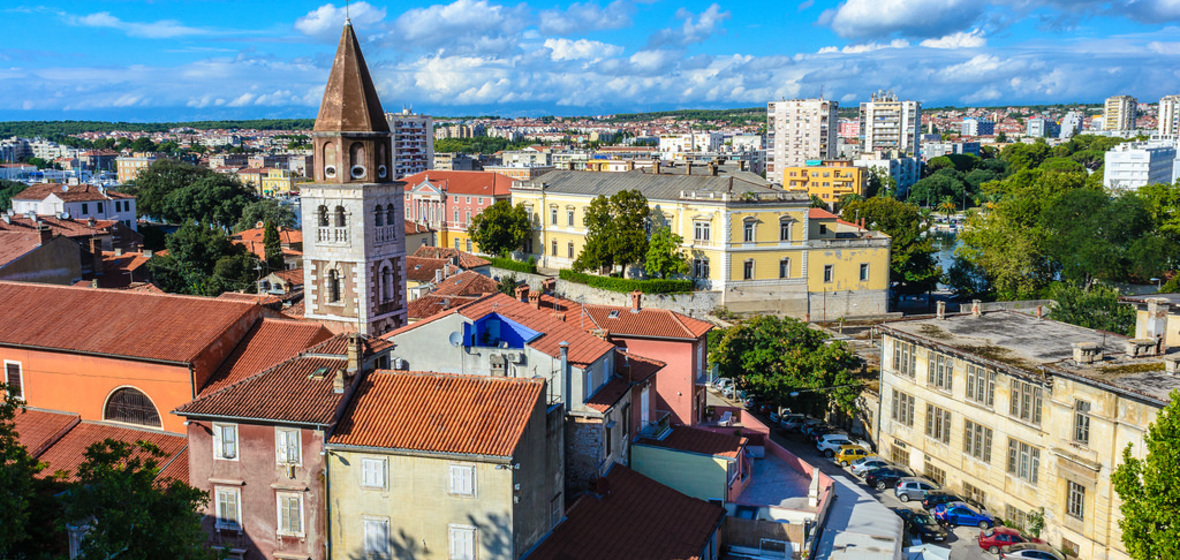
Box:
[448,332,463,347]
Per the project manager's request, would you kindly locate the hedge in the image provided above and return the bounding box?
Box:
[488,256,537,274]
[559,269,694,294]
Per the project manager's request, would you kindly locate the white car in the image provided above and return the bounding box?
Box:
[1000,544,1064,560]
[816,434,853,457]
[849,457,890,477]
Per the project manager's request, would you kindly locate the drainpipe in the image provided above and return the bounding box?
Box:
[560,341,571,414]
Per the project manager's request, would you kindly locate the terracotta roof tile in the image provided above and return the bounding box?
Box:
[0,214,118,239]
[526,465,725,560]
[616,351,665,383]
[233,226,303,246]
[0,231,42,267]
[158,447,189,484]
[637,426,746,458]
[541,295,713,340]
[401,170,514,197]
[283,300,306,319]
[329,371,543,457]
[200,318,333,396]
[13,183,132,203]
[175,354,348,425]
[585,377,631,413]
[0,281,259,364]
[412,246,491,269]
[271,268,304,286]
[217,292,283,306]
[407,294,479,320]
[405,257,459,283]
[35,422,187,482]
[455,293,616,367]
[405,221,433,235]
[13,408,80,457]
[430,270,498,297]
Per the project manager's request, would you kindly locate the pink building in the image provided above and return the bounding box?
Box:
[399,170,513,251]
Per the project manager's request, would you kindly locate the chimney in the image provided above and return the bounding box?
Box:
[89,237,103,276]
[739,160,748,172]
[1146,298,1168,346]
[626,160,635,171]
[1035,305,1043,319]
[630,290,642,312]
[528,290,541,309]
[37,224,52,246]
[113,247,123,257]
[1072,342,1102,364]
[333,368,347,394]
[143,249,153,258]
[971,300,981,317]
[936,301,946,320]
[347,334,363,373]
[435,268,443,284]
[256,220,264,229]
[542,277,557,294]
[653,160,661,174]
[709,162,719,176]
[559,341,571,414]
[686,161,693,175]
[515,284,530,303]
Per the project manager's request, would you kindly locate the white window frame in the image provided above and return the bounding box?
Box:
[213,423,239,462]
[361,457,388,490]
[275,427,301,466]
[449,524,477,560]
[3,360,24,401]
[1067,481,1085,520]
[364,516,391,559]
[276,492,304,536]
[214,487,242,530]
[449,464,476,496]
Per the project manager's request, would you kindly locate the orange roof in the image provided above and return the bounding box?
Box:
[454,293,616,367]
[412,245,491,269]
[217,292,283,306]
[199,318,333,396]
[407,294,479,320]
[405,256,459,283]
[271,268,304,286]
[0,214,119,239]
[405,221,433,235]
[175,354,349,425]
[808,208,838,220]
[35,422,187,482]
[400,170,514,196]
[585,377,631,413]
[617,351,665,383]
[526,465,725,560]
[430,270,498,297]
[567,296,713,340]
[329,371,543,457]
[0,231,43,267]
[0,281,259,364]
[14,183,132,202]
[283,300,305,319]
[13,407,80,457]
[637,426,747,458]
[233,226,302,246]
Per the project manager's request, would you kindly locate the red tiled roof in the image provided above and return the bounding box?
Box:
[175,354,349,425]
[0,214,118,239]
[430,270,498,297]
[585,377,631,413]
[455,293,616,367]
[233,226,303,246]
[808,208,838,220]
[0,281,259,364]
[617,351,665,383]
[158,447,189,484]
[13,183,132,202]
[124,282,165,294]
[407,294,479,320]
[35,422,187,482]
[283,300,306,319]
[217,292,283,306]
[405,221,433,235]
[570,298,713,340]
[13,408,80,457]
[412,245,491,269]
[0,231,42,267]
[637,426,746,458]
[329,371,543,457]
[271,268,304,286]
[526,465,725,560]
[400,170,514,197]
[406,257,458,283]
[200,318,333,396]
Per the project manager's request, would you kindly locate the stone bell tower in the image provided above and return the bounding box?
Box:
[301,20,407,334]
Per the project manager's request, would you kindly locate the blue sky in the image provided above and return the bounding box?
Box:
[2,0,1180,121]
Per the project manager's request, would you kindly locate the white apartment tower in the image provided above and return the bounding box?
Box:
[387,109,434,179]
[1159,95,1180,137]
[1104,95,1138,132]
[859,90,921,157]
[302,21,408,335]
[766,98,837,184]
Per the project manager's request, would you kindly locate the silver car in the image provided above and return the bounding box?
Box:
[894,477,938,502]
[849,457,890,477]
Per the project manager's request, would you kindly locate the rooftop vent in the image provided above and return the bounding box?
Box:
[1073,342,1102,365]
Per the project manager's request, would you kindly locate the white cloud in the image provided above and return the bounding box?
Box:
[628,49,678,72]
[392,0,529,52]
[544,38,624,61]
[295,2,387,41]
[820,0,983,39]
[920,29,987,49]
[818,39,910,54]
[648,3,730,47]
[66,12,207,39]
[539,1,632,35]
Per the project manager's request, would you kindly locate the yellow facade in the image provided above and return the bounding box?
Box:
[115,155,157,184]
[781,162,867,204]
[261,169,299,196]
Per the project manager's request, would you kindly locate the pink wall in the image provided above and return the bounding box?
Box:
[616,336,705,426]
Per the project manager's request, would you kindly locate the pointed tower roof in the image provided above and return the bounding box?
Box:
[314,22,390,133]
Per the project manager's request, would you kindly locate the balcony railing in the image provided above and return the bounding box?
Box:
[640,410,672,439]
[375,225,397,244]
[317,227,349,244]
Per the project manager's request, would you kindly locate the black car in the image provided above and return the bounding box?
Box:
[864,466,914,491]
[921,490,966,511]
[891,507,948,543]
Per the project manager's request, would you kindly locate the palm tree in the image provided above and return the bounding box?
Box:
[938,198,957,221]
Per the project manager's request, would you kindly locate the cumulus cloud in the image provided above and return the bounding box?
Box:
[392,0,529,53]
[818,39,910,54]
[539,1,632,35]
[820,0,984,39]
[648,4,730,47]
[294,2,387,41]
[920,29,986,48]
[65,12,208,38]
[544,38,624,61]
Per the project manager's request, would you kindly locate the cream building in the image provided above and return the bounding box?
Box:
[766,98,838,184]
[511,168,891,317]
[1104,95,1138,132]
[1159,94,1180,137]
[877,308,1180,560]
[860,91,921,157]
[115,153,158,184]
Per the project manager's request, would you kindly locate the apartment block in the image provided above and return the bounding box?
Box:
[779,160,867,205]
[860,90,922,157]
[1103,142,1178,190]
[1104,95,1138,132]
[766,98,838,184]
[960,118,995,137]
[1159,95,1180,137]
[387,109,434,179]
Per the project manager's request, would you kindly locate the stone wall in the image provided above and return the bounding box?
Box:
[564,416,603,496]
[489,266,722,319]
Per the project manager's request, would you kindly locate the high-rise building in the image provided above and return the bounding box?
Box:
[766,98,838,184]
[1103,95,1138,132]
[859,90,921,158]
[1059,111,1084,139]
[1159,94,1180,137]
[1026,117,1059,138]
[960,118,994,137]
[1103,142,1178,191]
[302,21,408,335]
[386,109,434,179]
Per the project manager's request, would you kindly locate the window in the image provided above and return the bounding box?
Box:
[551,239,557,256]
[449,525,476,560]
[891,390,915,427]
[327,270,341,303]
[925,404,951,444]
[276,493,304,536]
[694,220,710,242]
[387,205,395,225]
[478,197,484,205]
[1067,481,1085,520]
[335,205,347,228]
[965,364,995,406]
[454,209,459,224]
[82,203,89,215]
[567,209,575,226]
[550,207,558,225]
[567,242,574,259]
[1074,400,1091,445]
[929,353,953,392]
[964,420,993,462]
[449,465,476,496]
[859,263,869,281]
[276,427,301,465]
[1007,438,1041,484]
[213,423,239,461]
[819,224,828,234]
[743,260,754,280]
[104,387,160,427]
[361,457,387,489]
[1005,505,1029,531]
[465,210,471,226]
[924,463,946,486]
[963,481,986,508]
[374,204,384,226]
[779,219,791,241]
[465,196,471,204]
[890,444,908,465]
[1010,379,1044,425]
[4,361,22,400]
[382,265,394,302]
[693,258,710,279]
[466,239,473,252]
[779,258,790,279]
[215,487,241,530]
[892,340,916,377]
[823,265,833,283]
[364,517,390,559]
[743,220,756,242]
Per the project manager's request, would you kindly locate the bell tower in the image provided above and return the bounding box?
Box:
[301,20,407,334]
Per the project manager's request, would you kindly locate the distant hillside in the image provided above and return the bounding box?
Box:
[0,119,316,138]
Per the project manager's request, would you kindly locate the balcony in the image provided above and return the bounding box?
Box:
[640,410,672,439]
[317,227,349,245]
[375,225,397,244]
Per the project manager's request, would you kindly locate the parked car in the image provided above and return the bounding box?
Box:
[834,445,870,466]
[978,527,1043,554]
[779,413,808,432]
[920,490,966,511]
[894,477,939,502]
[932,501,995,529]
[1000,543,1065,560]
[799,418,826,436]
[849,457,891,477]
[864,466,915,491]
[816,434,854,457]
[890,507,948,543]
[809,426,844,443]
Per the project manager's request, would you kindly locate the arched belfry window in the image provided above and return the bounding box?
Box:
[375,204,385,227]
[386,205,396,226]
[328,270,341,303]
[382,264,394,302]
[323,142,337,179]
[104,387,161,427]
[318,205,329,227]
[350,142,367,179]
[334,205,347,228]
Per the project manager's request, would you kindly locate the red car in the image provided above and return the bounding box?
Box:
[977,527,1043,554]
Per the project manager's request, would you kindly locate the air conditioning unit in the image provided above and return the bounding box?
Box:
[285,464,297,479]
[505,352,523,364]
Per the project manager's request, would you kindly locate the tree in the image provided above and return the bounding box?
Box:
[1048,283,1135,335]
[809,194,827,208]
[62,439,218,560]
[234,199,297,232]
[262,220,284,272]
[1112,389,1180,560]
[866,166,897,198]
[0,387,44,558]
[943,256,993,301]
[909,170,968,208]
[468,200,531,256]
[497,273,520,296]
[148,221,259,296]
[840,197,941,300]
[573,190,650,274]
[0,179,27,212]
[126,160,257,228]
[644,227,689,278]
[709,316,862,418]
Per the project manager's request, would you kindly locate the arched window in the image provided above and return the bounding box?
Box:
[328,270,341,303]
[386,205,396,226]
[323,142,337,179]
[334,205,346,228]
[375,204,384,227]
[779,217,792,241]
[318,205,329,227]
[350,142,367,179]
[104,387,161,427]
[382,264,394,302]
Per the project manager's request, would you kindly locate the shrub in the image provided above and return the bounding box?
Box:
[489,256,537,274]
[558,269,693,294]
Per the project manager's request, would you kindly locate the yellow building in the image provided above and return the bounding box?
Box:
[236,167,267,194]
[327,371,562,560]
[115,153,158,184]
[260,168,301,196]
[878,309,1180,560]
[780,160,867,206]
[511,169,891,317]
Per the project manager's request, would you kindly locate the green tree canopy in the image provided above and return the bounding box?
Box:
[0,387,44,558]
[1048,283,1135,335]
[840,197,941,299]
[234,199,297,232]
[468,200,531,256]
[263,220,284,272]
[149,221,259,296]
[0,179,28,212]
[644,226,690,279]
[573,190,650,274]
[126,160,257,228]
[909,170,969,208]
[1112,389,1180,560]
